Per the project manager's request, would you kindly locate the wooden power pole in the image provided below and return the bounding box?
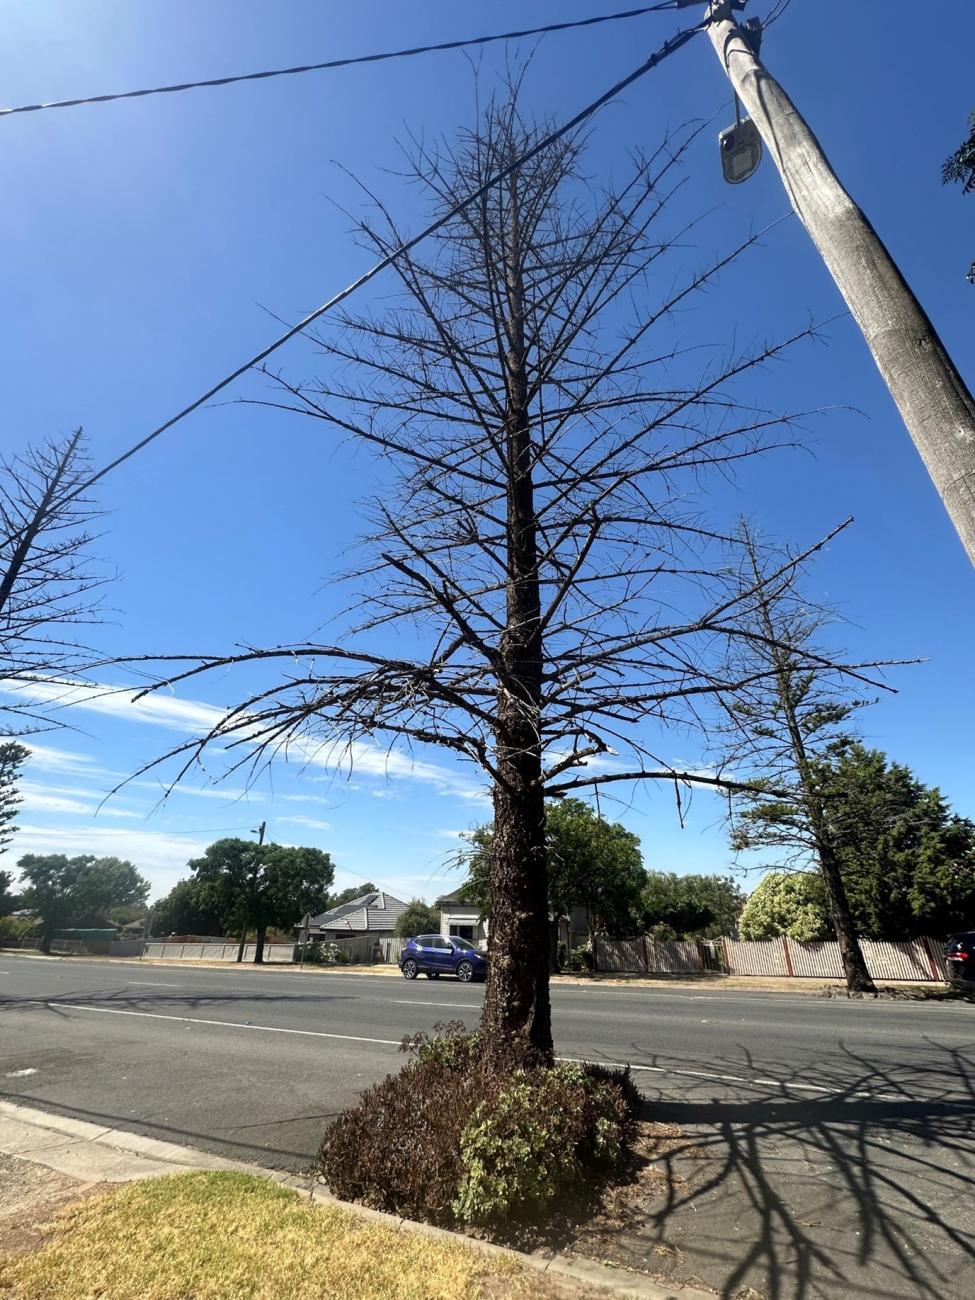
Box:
[704,2,975,568]
[235,820,267,964]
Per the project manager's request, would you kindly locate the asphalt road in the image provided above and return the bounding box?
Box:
[2,953,974,1299]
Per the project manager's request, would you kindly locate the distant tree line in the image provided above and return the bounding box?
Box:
[150,838,336,963]
[740,744,975,942]
[10,854,150,953]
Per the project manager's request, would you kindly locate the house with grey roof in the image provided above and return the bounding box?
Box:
[296,889,408,944]
[437,883,487,947]
[437,882,591,953]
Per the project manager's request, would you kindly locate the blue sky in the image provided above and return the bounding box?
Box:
[1,1,973,905]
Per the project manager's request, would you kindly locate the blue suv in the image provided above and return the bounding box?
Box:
[399,934,488,983]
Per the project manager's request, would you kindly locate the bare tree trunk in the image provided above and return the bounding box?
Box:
[743,531,877,996]
[706,5,975,567]
[253,922,266,964]
[481,167,553,1069]
[549,916,561,974]
[795,760,876,994]
[816,839,875,995]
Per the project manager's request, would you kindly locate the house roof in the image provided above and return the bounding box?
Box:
[305,890,408,935]
[436,882,480,908]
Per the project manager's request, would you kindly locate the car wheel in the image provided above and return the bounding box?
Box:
[402,959,418,980]
[456,960,474,983]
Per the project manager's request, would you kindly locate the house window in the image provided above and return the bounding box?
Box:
[449,923,475,942]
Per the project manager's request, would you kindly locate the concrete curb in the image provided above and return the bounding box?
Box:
[0,1099,714,1299]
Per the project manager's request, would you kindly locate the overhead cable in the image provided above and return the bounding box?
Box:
[40,20,707,517]
[0,5,684,119]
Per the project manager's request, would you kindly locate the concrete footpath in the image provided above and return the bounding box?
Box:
[0,1100,715,1300]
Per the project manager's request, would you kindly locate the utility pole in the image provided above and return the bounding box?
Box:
[235,820,267,964]
[703,1,975,568]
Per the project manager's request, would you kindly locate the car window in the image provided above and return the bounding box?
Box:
[432,936,451,950]
[415,935,433,947]
[452,937,477,952]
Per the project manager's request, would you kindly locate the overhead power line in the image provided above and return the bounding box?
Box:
[0,4,683,119]
[39,19,706,521]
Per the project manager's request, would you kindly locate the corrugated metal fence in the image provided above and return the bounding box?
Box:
[142,938,407,965]
[595,934,947,981]
[143,942,296,963]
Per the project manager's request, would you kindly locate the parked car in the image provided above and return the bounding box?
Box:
[945,931,975,993]
[399,934,488,983]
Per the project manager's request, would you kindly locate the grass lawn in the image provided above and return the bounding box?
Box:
[0,1171,573,1300]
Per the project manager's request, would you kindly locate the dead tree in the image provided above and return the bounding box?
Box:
[0,430,106,731]
[713,520,908,994]
[130,99,849,1066]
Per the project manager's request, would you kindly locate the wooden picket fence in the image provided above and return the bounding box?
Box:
[593,935,702,974]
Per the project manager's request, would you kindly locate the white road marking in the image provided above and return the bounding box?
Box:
[19,999,949,1103]
[4,1068,37,1077]
[27,1001,400,1047]
[390,999,477,1009]
[127,981,183,988]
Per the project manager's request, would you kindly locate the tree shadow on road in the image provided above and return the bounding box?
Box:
[0,985,357,1015]
[573,1041,975,1300]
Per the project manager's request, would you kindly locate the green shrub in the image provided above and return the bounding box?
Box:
[453,1061,635,1227]
[403,1021,482,1072]
[0,915,37,946]
[566,946,592,973]
[319,1024,640,1230]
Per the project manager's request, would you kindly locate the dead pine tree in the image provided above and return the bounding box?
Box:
[132,97,838,1067]
[714,520,907,995]
[0,430,106,731]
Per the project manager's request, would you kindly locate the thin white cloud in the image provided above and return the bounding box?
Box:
[8,678,491,805]
[23,742,108,777]
[130,779,266,804]
[18,780,144,822]
[9,823,208,897]
[7,679,226,734]
[19,790,94,816]
[278,815,332,831]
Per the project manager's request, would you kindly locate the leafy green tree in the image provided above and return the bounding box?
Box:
[0,869,17,918]
[943,110,975,283]
[151,879,228,937]
[642,871,744,939]
[188,838,334,963]
[394,899,441,939]
[107,904,145,927]
[18,854,150,953]
[739,871,831,942]
[815,744,975,939]
[461,799,645,966]
[0,742,28,860]
[329,882,377,909]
